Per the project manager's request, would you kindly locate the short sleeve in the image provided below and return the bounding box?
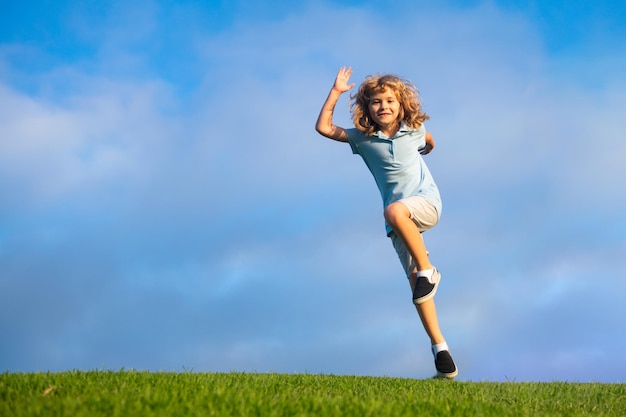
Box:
[346,128,361,155]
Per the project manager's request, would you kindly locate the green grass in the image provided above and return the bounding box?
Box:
[1,371,625,417]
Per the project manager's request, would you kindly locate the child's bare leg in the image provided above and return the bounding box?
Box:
[386,202,457,377]
[384,202,431,271]
[409,272,445,344]
[386,201,445,343]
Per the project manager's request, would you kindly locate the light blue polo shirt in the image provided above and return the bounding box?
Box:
[346,123,442,235]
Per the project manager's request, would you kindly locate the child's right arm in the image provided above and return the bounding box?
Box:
[315,66,355,142]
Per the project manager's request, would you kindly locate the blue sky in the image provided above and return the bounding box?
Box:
[1,0,625,382]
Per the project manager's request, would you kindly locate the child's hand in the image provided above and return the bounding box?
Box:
[333,66,355,93]
[420,132,436,155]
[419,144,433,155]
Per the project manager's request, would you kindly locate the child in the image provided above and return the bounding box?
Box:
[315,66,457,379]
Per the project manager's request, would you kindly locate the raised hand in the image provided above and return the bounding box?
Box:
[333,66,355,93]
[315,67,354,142]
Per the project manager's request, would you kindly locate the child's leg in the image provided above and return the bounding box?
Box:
[387,199,446,342]
[384,202,432,271]
[411,269,458,378]
[386,200,457,378]
[409,272,445,345]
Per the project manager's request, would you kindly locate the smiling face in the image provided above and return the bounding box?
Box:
[368,88,401,136]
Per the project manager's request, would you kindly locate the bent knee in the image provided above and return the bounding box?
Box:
[384,202,410,226]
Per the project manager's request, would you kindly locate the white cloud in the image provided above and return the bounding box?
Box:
[0,77,183,206]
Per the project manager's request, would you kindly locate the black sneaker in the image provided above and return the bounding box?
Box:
[434,350,458,379]
[412,268,441,305]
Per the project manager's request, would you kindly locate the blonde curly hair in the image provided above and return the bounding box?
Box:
[350,74,429,135]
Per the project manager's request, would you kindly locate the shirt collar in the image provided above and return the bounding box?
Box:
[374,121,411,139]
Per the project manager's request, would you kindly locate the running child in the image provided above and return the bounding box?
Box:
[315,66,457,379]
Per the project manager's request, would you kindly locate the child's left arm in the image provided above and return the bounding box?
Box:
[420,131,436,155]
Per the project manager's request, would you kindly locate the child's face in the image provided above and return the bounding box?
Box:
[368,88,401,131]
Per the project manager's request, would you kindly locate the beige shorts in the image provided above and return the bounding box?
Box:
[389,196,439,278]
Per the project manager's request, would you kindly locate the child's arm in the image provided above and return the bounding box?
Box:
[315,66,355,142]
[420,131,436,155]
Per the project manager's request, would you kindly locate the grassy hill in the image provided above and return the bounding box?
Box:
[1,371,625,416]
